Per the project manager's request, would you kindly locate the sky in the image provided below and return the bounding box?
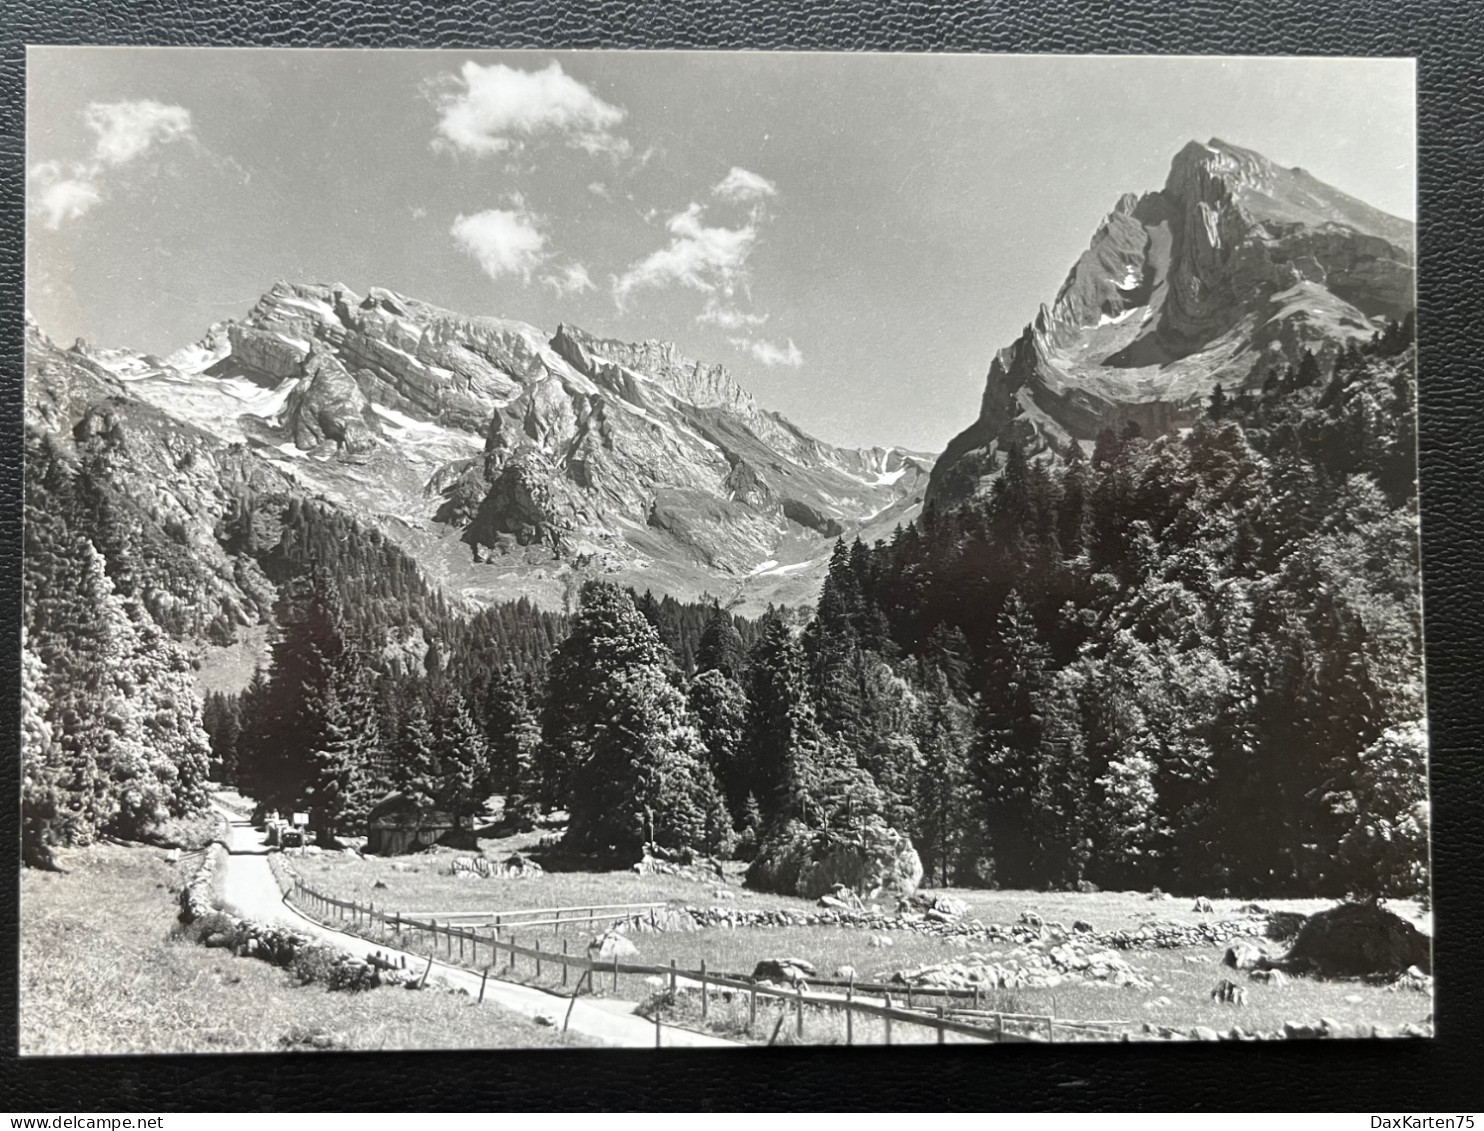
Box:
[26,50,1415,453]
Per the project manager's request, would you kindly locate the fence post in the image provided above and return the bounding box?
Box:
[906,985,913,1010]
[510,935,517,971]
[795,984,805,1040]
[670,958,678,991]
[700,959,708,1022]
[749,985,757,1030]
[846,983,854,1046]
[562,939,569,986]
[418,954,433,989]
[554,908,560,935]
[535,938,542,978]
[612,954,619,994]
[458,928,465,962]
[973,983,980,1011]
[937,1006,946,1045]
[478,965,489,1004]
[655,993,662,1048]
[884,993,893,1046]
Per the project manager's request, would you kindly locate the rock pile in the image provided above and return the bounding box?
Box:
[624,905,700,934]
[633,853,726,886]
[888,938,1153,992]
[676,901,1275,954]
[448,853,545,879]
[1140,1018,1432,1041]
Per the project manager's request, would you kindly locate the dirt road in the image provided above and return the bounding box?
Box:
[210,805,736,1049]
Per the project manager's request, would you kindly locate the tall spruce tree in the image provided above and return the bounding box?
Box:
[556,583,726,857]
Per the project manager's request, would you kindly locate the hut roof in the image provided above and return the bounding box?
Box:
[366,791,454,828]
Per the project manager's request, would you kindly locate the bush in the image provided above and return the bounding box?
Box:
[288,942,378,991]
[184,910,243,949]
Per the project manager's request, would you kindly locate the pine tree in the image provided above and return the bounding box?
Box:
[688,668,749,823]
[21,633,63,868]
[303,668,361,842]
[970,590,1052,887]
[435,686,490,831]
[913,668,973,886]
[395,697,442,808]
[483,666,542,829]
[744,615,828,826]
[695,606,748,683]
[554,583,725,857]
[540,581,677,810]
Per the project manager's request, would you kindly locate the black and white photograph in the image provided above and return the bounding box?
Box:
[20,48,1428,1055]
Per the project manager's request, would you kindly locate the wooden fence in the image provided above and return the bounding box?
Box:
[286,875,1119,1046]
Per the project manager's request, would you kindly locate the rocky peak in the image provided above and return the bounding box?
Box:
[928,138,1415,507]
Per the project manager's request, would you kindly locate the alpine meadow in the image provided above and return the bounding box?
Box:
[21,51,1430,1054]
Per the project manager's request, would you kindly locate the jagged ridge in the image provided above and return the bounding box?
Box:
[929,138,1415,505]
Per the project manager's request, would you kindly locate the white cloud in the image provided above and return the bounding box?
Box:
[27,99,193,229]
[450,209,548,282]
[28,162,103,229]
[613,203,756,308]
[730,336,804,368]
[542,262,596,297]
[85,100,194,166]
[713,166,777,204]
[432,61,628,158]
[697,300,768,330]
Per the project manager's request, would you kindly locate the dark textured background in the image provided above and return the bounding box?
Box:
[2,0,1480,1112]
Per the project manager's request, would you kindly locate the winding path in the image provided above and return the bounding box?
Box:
[210,804,736,1049]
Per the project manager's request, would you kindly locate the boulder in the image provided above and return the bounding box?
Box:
[1248,968,1290,987]
[588,930,640,962]
[747,822,922,899]
[1387,965,1433,994]
[1223,939,1275,971]
[868,934,894,948]
[1072,919,1095,934]
[1285,902,1432,978]
[834,965,858,981]
[1210,979,1247,1005]
[753,958,817,985]
[1192,896,1214,914]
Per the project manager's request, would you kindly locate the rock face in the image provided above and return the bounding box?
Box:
[929,138,1415,506]
[79,280,931,613]
[24,320,287,643]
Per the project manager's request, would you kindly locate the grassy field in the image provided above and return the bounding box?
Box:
[289,831,820,916]
[289,832,1433,1045]
[19,842,589,1055]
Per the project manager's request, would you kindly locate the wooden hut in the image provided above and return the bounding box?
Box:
[365,792,456,856]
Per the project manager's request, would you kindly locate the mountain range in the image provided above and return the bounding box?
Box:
[25,137,1414,643]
